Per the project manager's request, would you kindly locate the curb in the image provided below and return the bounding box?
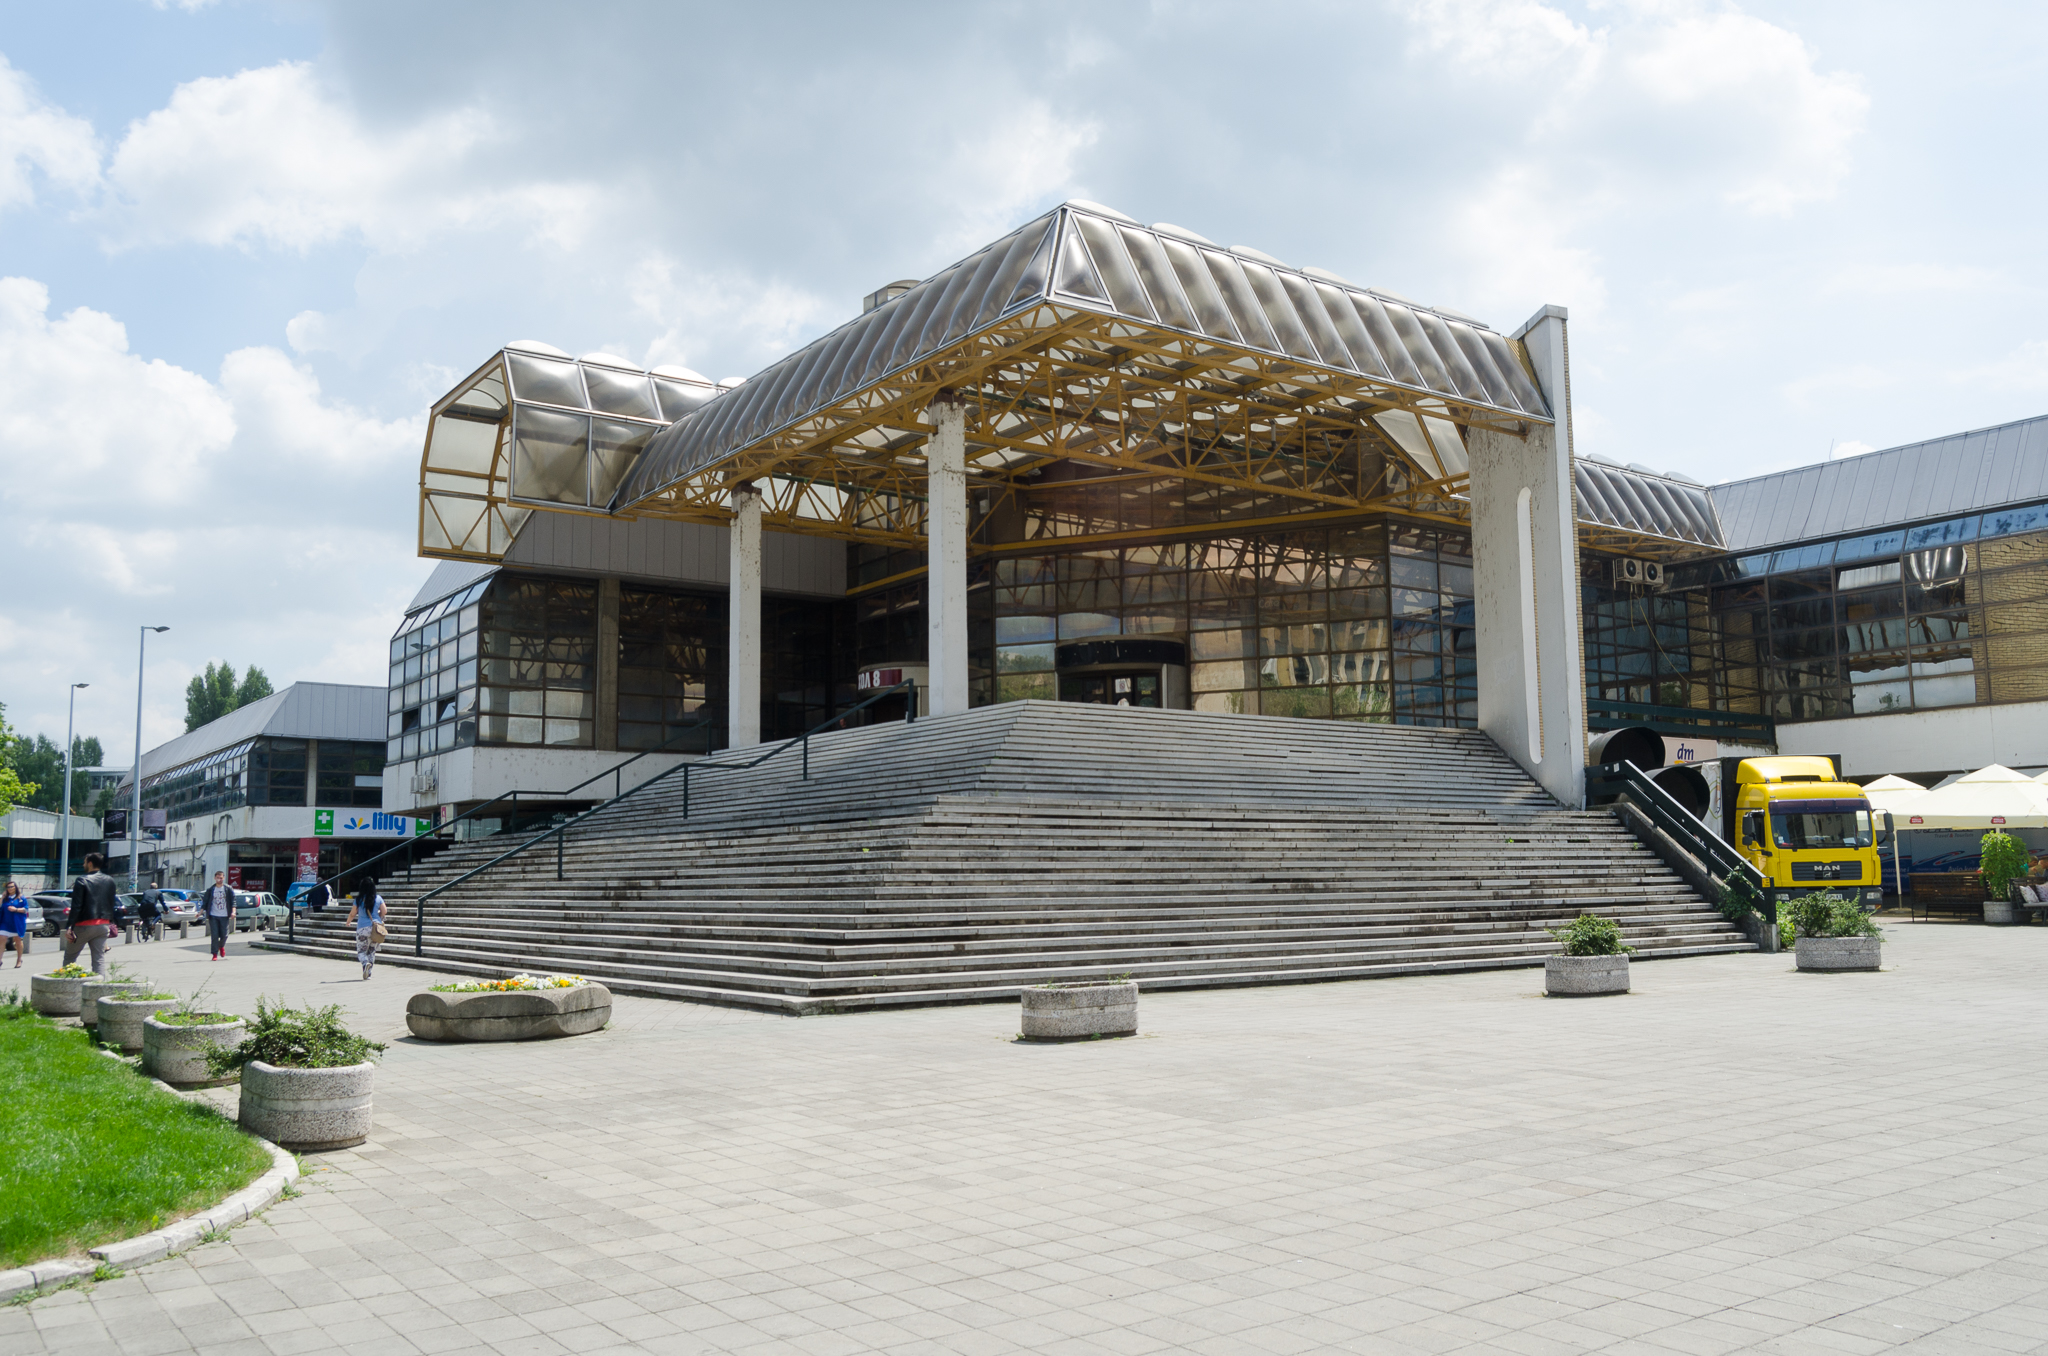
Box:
[0,1068,302,1302]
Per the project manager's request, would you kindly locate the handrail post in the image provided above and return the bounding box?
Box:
[803,733,809,780]
[415,894,424,956]
[683,764,690,819]
[905,677,916,723]
[556,826,564,881]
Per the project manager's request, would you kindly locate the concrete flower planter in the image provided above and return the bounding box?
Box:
[29,973,86,1017]
[1796,936,1881,971]
[78,980,140,1029]
[1545,954,1630,996]
[1019,980,1138,1040]
[142,1013,246,1087]
[1983,899,2016,925]
[97,995,180,1051]
[405,983,612,1042]
[239,1060,374,1151]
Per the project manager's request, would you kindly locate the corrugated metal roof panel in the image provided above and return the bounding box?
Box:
[1710,411,2048,552]
[131,683,387,784]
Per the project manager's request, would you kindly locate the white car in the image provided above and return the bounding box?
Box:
[233,891,282,932]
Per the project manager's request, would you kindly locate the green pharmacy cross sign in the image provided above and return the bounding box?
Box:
[314,809,431,838]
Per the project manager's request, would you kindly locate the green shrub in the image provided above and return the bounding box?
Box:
[1549,913,1634,957]
[1716,875,1762,922]
[155,1011,239,1027]
[1787,889,1882,940]
[205,998,384,1078]
[1980,830,2029,900]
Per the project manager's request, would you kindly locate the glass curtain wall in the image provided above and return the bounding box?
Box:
[316,743,386,808]
[962,520,1468,725]
[618,586,721,752]
[1674,511,2048,719]
[140,741,253,819]
[388,580,486,763]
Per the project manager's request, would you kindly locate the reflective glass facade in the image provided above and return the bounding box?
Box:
[1594,507,2048,721]
[139,736,387,819]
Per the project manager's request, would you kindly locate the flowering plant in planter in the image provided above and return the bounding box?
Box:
[47,963,93,979]
[428,973,586,993]
[1548,913,1635,956]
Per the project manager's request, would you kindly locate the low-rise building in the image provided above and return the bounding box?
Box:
[114,682,426,893]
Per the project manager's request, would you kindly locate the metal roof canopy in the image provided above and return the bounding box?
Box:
[417,202,1574,564]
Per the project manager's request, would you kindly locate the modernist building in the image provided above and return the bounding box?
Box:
[115,682,421,893]
[382,201,2048,827]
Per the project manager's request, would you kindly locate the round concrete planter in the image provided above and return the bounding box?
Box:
[142,1013,246,1086]
[405,982,612,1042]
[1019,980,1138,1040]
[29,973,86,1017]
[238,1060,374,1152]
[1545,954,1630,996]
[97,995,180,1051]
[1796,936,1881,972]
[1983,899,2016,925]
[78,980,139,1029]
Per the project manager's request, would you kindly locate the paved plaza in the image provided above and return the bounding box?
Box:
[5,919,2046,1355]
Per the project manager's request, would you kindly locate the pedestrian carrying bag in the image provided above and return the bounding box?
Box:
[370,920,389,945]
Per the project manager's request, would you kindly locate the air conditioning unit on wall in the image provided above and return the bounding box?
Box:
[1611,556,1667,589]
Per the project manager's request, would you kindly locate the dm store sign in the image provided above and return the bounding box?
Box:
[314,809,431,838]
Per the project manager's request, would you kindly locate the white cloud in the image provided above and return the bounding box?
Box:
[0,276,426,759]
[0,54,99,211]
[100,61,601,253]
[630,254,831,377]
[932,102,1098,257]
[0,276,233,507]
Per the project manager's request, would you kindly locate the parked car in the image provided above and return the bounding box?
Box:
[159,896,199,927]
[233,890,282,932]
[31,892,69,937]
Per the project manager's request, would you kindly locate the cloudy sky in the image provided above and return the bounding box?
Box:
[2,0,2043,765]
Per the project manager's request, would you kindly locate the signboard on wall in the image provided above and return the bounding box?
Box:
[296,838,320,883]
[226,866,242,888]
[312,810,432,838]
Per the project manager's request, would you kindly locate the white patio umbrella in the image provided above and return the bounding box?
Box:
[1890,765,2048,829]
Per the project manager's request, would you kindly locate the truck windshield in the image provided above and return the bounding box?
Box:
[1770,810,1874,850]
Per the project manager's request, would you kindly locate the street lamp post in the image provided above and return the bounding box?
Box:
[57,682,87,893]
[131,626,169,890]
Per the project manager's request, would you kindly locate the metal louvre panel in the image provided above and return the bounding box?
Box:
[1380,301,1454,392]
[1118,225,1199,333]
[1072,213,1155,321]
[1200,249,1280,350]
[1414,311,1491,406]
[1350,294,1424,387]
[1446,322,1517,412]
[1280,273,1353,370]
[1314,282,1389,380]
[1477,329,1549,416]
[1160,237,1239,343]
[617,203,1550,510]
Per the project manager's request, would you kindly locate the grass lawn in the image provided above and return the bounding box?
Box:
[0,1001,272,1268]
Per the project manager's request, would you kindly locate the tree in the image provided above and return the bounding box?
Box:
[6,732,102,814]
[185,663,277,731]
[0,703,38,815]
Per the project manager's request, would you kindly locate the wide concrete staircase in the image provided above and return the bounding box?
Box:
[261,702,1755,1012]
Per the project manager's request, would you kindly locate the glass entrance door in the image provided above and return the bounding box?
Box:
[1058,671,1162,707]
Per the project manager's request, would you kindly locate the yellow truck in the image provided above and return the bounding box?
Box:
[1726,756,1885,908]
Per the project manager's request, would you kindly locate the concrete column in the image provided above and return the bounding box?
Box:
[727,483,763,749]
[925,396,970,717]
[595,576,620,751]
[1469,304,1587,809]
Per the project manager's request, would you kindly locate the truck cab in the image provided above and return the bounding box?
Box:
[1732,756,1884,908]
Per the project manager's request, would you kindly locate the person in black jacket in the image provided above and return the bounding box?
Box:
[305,880,331,912]
[137,881,164,942]
[65,853,119,974]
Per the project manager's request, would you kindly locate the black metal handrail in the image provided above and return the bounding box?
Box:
[407,679,918,956]
[1586,759,1774,922]
[288,721,716,944]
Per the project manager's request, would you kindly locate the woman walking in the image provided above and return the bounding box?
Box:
[346,878,386,980]
[2,881,29,966]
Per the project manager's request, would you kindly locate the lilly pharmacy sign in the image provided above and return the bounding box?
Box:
[314,809,431,838]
